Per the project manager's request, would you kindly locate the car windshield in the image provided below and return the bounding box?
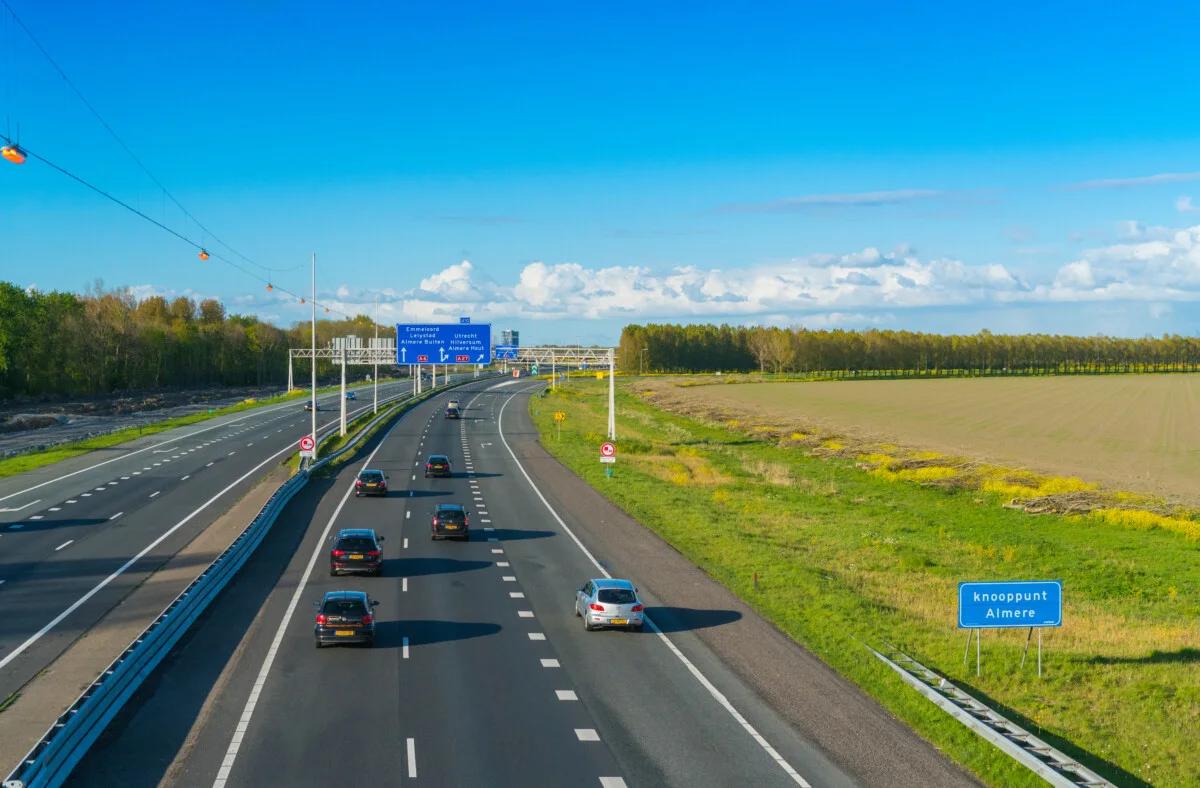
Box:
[322,599,366,616]
[359,471,383,482]
[336,537,375,551]
[598,589,636,604]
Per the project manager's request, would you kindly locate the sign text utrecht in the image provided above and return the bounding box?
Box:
[958,580,1062,629]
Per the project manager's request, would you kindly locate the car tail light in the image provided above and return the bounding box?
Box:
[316,614,327,625]
[366,550,381,558]
[332,549,345,558]
[432,517,439,526]
[355,481,363,487]
[426,463,432,470]
[362,614,373,625]
[631,604,644,612]
[588,603,604,611]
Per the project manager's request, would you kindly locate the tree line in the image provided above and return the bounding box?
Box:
[618,323,1200,376]
[0,281,393,399]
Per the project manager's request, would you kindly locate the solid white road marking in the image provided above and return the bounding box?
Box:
[541,658,559,668]
[528,632,546,641]
[0,498,40,512]
[575,729,600,741]
[502,576,516,582]
[110,512,123,520]
[556,690,577,700]
[181,475,190,481]
[406,739,417,779]
[54,540,73,551]
[496,386,810,787]
[599,778,629,788]
[498,562,511,568]
[211,417,400,787]
[519,611,535,618]
[150,491,161,498]
[206,462,215,467]
[402,577,408,592]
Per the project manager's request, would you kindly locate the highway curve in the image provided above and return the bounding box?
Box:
[69,378,974,787]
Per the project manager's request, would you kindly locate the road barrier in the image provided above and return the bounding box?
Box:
[3,374,492,788]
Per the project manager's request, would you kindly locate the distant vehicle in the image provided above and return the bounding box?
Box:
[447,399,461,409]
[314,590,378,648]
[354,469,388,497]
[445,406,461,419]
[346,390,357,400]
[303,401,318,412]
[329,528,384,576]
[430,503,469,540]
[424,454,451,478]
[575,578,645,631]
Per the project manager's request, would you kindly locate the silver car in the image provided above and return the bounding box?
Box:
[575,578,645,631]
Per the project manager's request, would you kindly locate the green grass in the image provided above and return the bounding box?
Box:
[530,380,1200,787]
[0,379,402,480]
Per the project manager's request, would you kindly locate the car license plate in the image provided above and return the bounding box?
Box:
[335,629,354,636]
[445,524,458,529]
[350,554,363,560]
[609,618,628,626]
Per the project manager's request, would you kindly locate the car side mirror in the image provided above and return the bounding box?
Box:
[378,536,386,542]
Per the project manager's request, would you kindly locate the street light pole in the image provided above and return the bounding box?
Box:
[373,294,379,415]
[310,253,318,461]
[607,348,616,440]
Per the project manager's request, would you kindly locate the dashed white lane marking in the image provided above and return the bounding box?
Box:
[528,632,546,641]
[498,562,511,568]
[54,540,74,551]
[132,471,141,475]
[541,658,559,668]
[120,476,130,480]
[403,538,409,549]
[181,475,191,481]
[405,511,410,519]
[95,487,106,491]
[143,467,151,471]
[30,515,43,520]
[495,386,810,787]
[406,738,417,778]
[502,576,516,583]
[150,491,161,498]
[411,474,416,481]
[402,578,408,592]
[402,636,410,659]
[153,462,162,467]
[518,611,535,618]
[108,481,118,486]
[227,451,236,456]
[600,778,629,788]
[49,507,61,512]
[66,499,77,504]
[491,548,504,554]
[481,519,492,523]
[247,442,254,447]
[206,462,215,467]
[110,512,123,520]
[556,690,577,700]
[81,493,92,497]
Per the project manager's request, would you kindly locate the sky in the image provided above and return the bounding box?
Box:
[2,0,1200,344]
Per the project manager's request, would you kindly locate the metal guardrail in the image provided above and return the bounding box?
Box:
[869,644,1113,787]
[3,375,489,788]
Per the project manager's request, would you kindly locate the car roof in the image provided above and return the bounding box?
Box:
[336,528,377,538]
[322,590,369,602]
[358,468,383,475]
[435,503,465,512]
[428,453,450,460]
[592,578,635,590]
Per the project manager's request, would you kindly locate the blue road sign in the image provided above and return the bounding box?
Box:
[958,580,1062,629]
[395,323,492,365]
[494,344,519,360]
[460,316,471,324]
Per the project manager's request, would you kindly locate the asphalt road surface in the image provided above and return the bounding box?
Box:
[68,378,909,788]
[0,380,420,700]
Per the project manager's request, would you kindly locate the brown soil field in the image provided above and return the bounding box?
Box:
[654,374,1200,505]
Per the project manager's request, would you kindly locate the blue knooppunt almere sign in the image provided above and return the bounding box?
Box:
[958,580,1062,629]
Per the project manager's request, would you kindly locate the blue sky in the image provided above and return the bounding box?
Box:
[3,0,1200,343]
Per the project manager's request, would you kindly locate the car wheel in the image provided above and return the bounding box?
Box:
[631,623,644,632]
[329,568,337,576]
[583,615,595,632]
[315,640,325,649]
[574,602,581,618]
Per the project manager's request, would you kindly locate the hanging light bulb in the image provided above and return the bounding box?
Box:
[266,282,274,292]
[1,144,26,165]
[324,307,330,314]
[198,249,210,261]
[299,297,306,304]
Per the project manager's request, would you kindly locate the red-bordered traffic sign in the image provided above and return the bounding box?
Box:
[299,435,316,452]
[600,441,616,458]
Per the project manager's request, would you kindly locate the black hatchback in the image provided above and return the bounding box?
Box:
[431,503,469,540]
[314,591,378,647]
[329,528,384,576]
[424,454,451,478]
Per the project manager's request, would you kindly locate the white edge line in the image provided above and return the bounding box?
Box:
[212,414,404,786]
[406,738,417,778]
[496,386,810,787]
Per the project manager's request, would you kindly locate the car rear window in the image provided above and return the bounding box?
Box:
[359,471,383,482]
[336,537,376,551]
[597,589,636,604]
[322,599,366,616]
[437,510,465,523]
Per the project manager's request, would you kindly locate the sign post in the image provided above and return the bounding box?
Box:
[553,410,566,441]
[958,580,1062,677]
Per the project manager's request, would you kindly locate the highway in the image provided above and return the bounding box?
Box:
[68,378,973,787]
[0,379,417,700]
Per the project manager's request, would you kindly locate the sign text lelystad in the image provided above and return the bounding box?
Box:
[958,580,1062,629]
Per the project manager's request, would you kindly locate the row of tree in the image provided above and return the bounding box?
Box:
[0,282,393,399]
[617,324,1200,376]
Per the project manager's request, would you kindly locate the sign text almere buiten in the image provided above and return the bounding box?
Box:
[394,323,492,365]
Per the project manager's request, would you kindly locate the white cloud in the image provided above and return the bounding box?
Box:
[724,189,943,212]
[1177,196,1199,213]
[1070,172,1200,190]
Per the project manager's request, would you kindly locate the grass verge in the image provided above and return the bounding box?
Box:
[531,380,1197,787]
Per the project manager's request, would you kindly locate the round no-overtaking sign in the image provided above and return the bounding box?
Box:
[599,441,616,462]
[299,435,316,452]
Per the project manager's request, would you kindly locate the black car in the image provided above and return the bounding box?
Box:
[329,528,384,576]
[354,469,388,497]
[314,591,378,648]
[445,406,461,419]
[431,503,469,540]
[424,454,451,478]
[303,401,319,412]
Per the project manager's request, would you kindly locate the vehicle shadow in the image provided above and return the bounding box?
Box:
[399,489,451,498]
[3,517,107,534]
[381,556,491,577]
[471,528,554,542]
[643,607,742,633]
[453,471,502,479]
[373,619,501,649]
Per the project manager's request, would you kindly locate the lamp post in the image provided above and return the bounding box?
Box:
[309,253,317,461]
